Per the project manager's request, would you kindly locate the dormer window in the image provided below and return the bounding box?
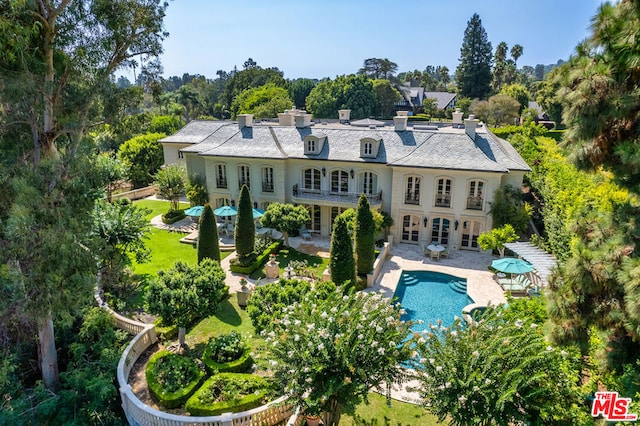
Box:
[360,136,381,158]
[303,133,326,155]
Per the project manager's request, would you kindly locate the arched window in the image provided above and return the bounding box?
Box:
[401,214,420,242]
[405,176,420,205]
[238,165,250,189]
[435,178,452,207]
[466,180,485,210]
[303,168,321,191]
[358,171,378,195]
[331,170,349,194]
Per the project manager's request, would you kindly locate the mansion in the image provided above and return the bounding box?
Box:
[159,109,530,251]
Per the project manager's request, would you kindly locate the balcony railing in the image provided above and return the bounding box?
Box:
[293,185,382,205]
[435,194,451,208]
[262,182,274,192]
[467,196,483,210]
[405,194,420,205]
[216,179,227,189]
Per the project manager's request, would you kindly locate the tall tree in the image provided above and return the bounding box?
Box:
[330,214,356,286]
[358,58,398,80]
[372,79,403,118]
[146,259,227,347]
[234,185,255,260]
[290,78,317,109]
[456,13,493,99]
[0,0,168,390]
[260,203,310,248]
[117,132,165,188]
[492,41,509,92]
[154,164,186,211]
[547,0,640,366]
[231,83,293,118]
[355,194,376,277]
[197,204,221,263]
[510,44,524,68]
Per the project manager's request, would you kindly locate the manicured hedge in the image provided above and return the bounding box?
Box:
[229,240,282,274]
[146,350,205,409]
[162,209,186,224]
[184,373,271,416]
[203,345,253,374]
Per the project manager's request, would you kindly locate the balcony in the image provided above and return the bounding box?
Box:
[262,182,274,193]
[435,194,451,208]
[466,196,483,210]
[405,194,420,205]
[216,179,227,189]
[292,184,382,206]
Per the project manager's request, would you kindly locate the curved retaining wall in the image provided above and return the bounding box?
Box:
[97,290,294,425]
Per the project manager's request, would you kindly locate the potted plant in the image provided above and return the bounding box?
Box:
[303,399,323,426]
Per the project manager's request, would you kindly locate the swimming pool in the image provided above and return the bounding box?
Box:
[393,270,474,333]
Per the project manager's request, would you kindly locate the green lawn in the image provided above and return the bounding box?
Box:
[249,247,330,280]
[340,392,442,425]
[131,199,232,277]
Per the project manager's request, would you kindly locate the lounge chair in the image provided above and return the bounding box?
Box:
[499,274,532,294]
[300,226,312,241]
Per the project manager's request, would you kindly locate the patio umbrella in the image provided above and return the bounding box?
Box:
[491,258,534,287]
[213,205,238,217]
[184,206,204,217]
[491,258,534,274]
[252,208,265,219]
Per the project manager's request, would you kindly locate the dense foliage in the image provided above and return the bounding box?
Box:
[306,74,376,119]
[471,94,520,126]
[488,184,530,233]
[231,83,293,118]
[146,259,228,345]
[477,224,518,258]
[117,132,166,188]
[265,287,417,424]
[204,331,247,364]
[246,279,313,335]
[416,307,591,425]
[154,164,187,211]
[146,351,205,408]
[330,214,356,286]
[260,203,310,247]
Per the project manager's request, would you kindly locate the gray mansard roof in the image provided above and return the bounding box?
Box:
[160,120,530,173]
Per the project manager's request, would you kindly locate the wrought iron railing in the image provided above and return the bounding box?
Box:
[466,196,483,210]
[293,184,382,204]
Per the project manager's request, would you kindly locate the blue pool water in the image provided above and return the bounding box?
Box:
[394,270,474,334]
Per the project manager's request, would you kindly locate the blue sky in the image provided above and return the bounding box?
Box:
[149,0,605,80]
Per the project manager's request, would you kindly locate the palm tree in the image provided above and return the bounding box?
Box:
[510,44,524,69]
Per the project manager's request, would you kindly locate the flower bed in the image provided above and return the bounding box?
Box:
[202,331,254,374]
[185,373,273,416]
[146,350,205,408]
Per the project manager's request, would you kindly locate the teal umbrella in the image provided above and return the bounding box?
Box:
[252,208,265,219]
[184,206,204,217]
[213,206,237,217]
[491,258,534,274]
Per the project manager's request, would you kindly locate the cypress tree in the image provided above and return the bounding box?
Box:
[234,185,255,259]
[455,13,493,99]
[330,214,356,286]
[197,204,220,263]
[355,194,375,276]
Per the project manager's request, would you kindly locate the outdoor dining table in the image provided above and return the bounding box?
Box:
[427,243,445,260]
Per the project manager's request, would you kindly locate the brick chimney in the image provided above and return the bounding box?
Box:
[237,114,253,129]
[394,115,408,131]
[464,114,479,140]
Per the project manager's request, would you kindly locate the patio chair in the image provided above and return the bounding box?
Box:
[440,247,449,258]
[300,226,312,241]
[224,224,234,237]
[422,244,430,256]
[430,250,440,261]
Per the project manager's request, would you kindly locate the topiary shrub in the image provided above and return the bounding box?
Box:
[184,373,273,416]
[145,350,205,408]
[202,331,253,374]
[162,209,186,224]
[229,240,281,274]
